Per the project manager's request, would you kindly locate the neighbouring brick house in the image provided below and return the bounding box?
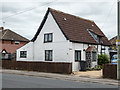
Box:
[0,27,29,60]
[109,36,117,60]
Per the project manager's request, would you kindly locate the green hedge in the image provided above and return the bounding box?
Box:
[98,54,110,66]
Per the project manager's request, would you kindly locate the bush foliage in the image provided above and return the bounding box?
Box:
[98,54,110,66]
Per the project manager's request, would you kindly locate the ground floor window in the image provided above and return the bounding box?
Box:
[75,50,81,62]
[20,51,27,58]
[92,52,97,62]
[1,53,10,60]
[45,50,52,61]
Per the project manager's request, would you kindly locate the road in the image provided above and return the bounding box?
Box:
[2,73,118,88]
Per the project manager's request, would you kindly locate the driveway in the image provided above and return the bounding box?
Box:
[72,70,102,79]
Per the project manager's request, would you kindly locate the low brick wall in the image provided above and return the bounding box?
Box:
[1,60,72,74]
[103,64,117,79]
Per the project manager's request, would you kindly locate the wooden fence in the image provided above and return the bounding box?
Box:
[103,64,117,79]
[1,60,72,74]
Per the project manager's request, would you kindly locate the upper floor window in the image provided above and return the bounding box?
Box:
[44,33,53,43]
[20,51,27,58]
[15,41,20,45]
[88,30,102,44]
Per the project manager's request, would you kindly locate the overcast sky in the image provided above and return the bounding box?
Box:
[0,0,117,40]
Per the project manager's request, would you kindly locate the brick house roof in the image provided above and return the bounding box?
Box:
[0,28,29,53]
[109,36,117,45]
[1,29,29,42]
[31,8,111,46]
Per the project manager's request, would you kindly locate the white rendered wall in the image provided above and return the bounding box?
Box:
[17,42,33,61]
[71,43,110,71]
[33,12,72,63]
[71,43,98,71]
[71,43,87,71]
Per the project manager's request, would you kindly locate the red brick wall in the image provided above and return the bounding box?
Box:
[1,60,72,74]
[103,64,117,79]
[2,40,29,53]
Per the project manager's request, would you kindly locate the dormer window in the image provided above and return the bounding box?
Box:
[88,30,102,44]
[44,33,53,43]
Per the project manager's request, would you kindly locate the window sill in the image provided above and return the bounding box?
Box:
[45,60,52,61]
[75,60,80,62]
[44,41,52,43]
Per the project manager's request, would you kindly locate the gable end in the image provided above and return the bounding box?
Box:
[31,8,69,42]
[50,9,69,40]
[31,8,50,42]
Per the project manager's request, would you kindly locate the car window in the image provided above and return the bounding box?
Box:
[112,55,117,59]
[114,56,117,59]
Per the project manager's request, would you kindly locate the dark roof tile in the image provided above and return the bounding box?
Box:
[1,29,29,42]
[109,36,117,45]
[32,8,111,46]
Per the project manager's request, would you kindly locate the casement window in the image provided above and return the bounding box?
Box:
[92,52,97,62]
[75,50,81,62]
[20,51,27,58]
[15,41,20,45]
[45,50,53,61]
[44,33,53,43]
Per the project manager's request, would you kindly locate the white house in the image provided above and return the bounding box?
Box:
[17,8,111,71]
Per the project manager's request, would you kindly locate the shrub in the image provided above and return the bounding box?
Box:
[98,54,110,66]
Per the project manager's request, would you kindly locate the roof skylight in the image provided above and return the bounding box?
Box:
[63,18,67,21]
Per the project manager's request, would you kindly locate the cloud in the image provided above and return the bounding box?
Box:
[1,0,117,40]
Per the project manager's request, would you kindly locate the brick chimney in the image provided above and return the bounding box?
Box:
[0,27,4,30]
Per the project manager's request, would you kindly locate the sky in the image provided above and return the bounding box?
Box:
[0,0,117,40]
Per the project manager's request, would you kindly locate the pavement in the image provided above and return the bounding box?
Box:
[1,69,119,86]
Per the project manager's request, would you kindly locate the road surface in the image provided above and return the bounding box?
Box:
[2,73,118,88]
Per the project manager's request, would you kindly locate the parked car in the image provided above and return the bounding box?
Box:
[111,54,117,65]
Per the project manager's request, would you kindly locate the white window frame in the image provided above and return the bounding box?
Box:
[15,41,20,45]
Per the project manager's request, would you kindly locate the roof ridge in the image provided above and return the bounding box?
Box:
[2,29,29,41]
[49,8,94,23]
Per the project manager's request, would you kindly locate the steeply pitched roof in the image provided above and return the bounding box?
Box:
[109,36,117,45]
[31,8,111,46]
[1,29,29,42]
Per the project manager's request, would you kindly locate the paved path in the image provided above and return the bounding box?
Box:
[1,69,119,86]
[2,73,118,88]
